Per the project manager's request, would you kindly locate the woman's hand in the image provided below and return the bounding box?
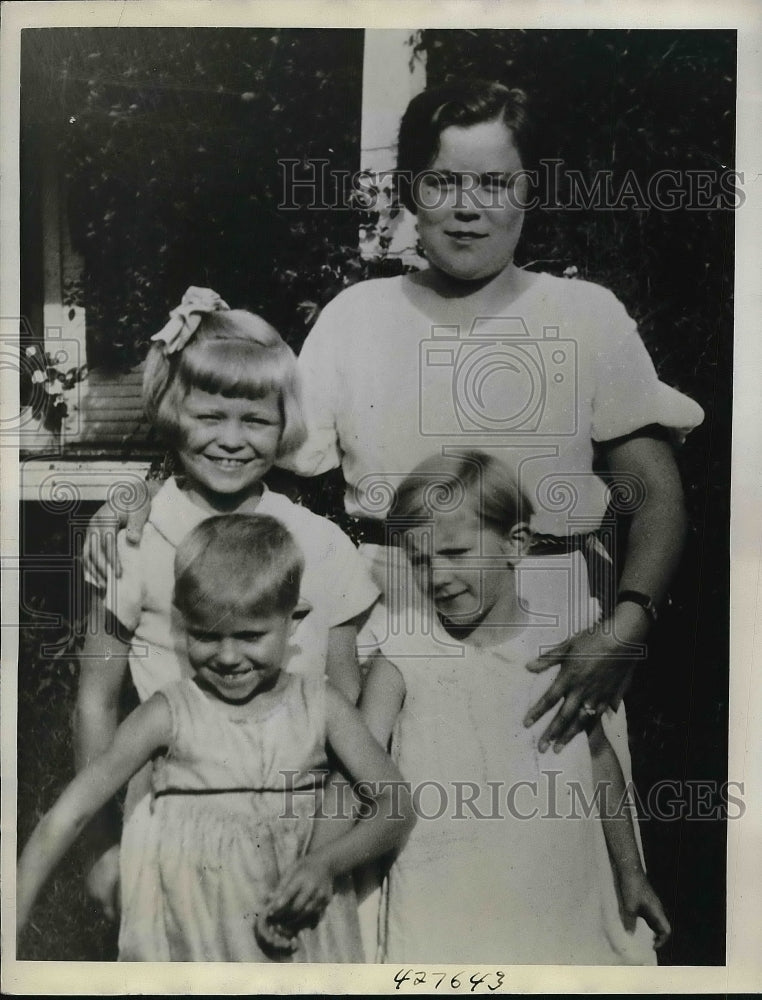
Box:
[84,844,121,922]
[617,870,672,949]
[264,856,334,931]
[523,603,649,752]
[83,483,156,589]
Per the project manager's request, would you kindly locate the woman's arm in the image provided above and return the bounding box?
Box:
[17,694,171,932]
[603,430,687,604]
[265,680,412,926]
[524,432,687,751]
[587,719,671,947]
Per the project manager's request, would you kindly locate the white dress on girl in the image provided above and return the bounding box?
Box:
[105,476,379,701]
[119,673,364,961]
[366,552,656,966]
[104,476,378,960]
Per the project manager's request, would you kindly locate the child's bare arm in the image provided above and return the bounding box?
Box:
[74,600,133,914]
[305,619,362,859]
[75,600,132,769]
[265,683,413,928]
[308,641,396,854]
[325,621,362,704]
[588,720,671,948]
[17,694,171,933]
[358,654,406,749]
[83,479,158,589]
[256,655,406,950]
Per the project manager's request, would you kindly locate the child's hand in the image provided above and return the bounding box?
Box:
[265,856,334,928]
[253,912,299,956]
[618,870,671,949]
[83,482,156,588]
[84,844,121,922]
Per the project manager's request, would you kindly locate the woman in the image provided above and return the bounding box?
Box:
[89,78,701,747]
[86,83,702,917]
[279,79,703,749]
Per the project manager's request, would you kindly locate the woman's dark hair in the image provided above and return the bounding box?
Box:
[396,79,533,214]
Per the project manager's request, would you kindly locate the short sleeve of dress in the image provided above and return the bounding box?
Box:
[103,530,145,634]
[590,292,704,444]
[315,519,379,627]
[278,298,344,477]
[356,597,389,661]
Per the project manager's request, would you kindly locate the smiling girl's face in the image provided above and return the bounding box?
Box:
[176,387,282,513]
[185,604,291,704]
[415,118,528,284]
[407,504,514,628]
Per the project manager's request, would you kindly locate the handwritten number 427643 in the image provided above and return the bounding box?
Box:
[394,970,506,991]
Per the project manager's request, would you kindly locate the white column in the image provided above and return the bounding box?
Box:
[360,29,426,265]
[38,142,89,448]
[41,149,86,366]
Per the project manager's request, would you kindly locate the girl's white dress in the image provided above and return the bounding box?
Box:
[119,673,364,962]
[101,476,378,960]
[366,553,656,966]
[105,476,379,701]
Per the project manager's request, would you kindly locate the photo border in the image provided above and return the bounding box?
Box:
[2,0,760,994]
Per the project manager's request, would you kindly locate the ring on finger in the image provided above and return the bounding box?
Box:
[579,701,598,718]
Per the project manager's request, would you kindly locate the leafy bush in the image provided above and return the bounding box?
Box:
[22,28,392,369]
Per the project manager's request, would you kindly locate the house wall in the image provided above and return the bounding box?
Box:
[22,29,424,499]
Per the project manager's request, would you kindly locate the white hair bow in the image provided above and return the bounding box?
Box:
[151,286,230,355]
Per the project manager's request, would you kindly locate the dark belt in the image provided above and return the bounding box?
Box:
[529,531,616,617]
[351,517,391,547]
[154,783,321,799]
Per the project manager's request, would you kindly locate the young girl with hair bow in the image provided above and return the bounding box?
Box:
[75,287,379,958]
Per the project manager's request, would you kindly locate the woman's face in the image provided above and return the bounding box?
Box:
[415,118,527,283]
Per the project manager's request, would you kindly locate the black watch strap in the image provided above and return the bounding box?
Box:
[616,589,658,623]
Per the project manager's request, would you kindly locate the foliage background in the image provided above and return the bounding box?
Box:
[17,27,734,964]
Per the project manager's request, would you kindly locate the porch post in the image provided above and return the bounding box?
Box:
[360,29,426,265]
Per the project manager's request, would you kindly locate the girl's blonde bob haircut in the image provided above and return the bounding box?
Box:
[143,309,307,457]
[390,450,534,536]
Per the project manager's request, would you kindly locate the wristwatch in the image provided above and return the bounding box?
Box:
[616,589,658,624]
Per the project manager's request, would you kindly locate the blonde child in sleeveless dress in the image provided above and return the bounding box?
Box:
[18,515,414,961]
[75,288,378,953]
[360,452,670,964]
